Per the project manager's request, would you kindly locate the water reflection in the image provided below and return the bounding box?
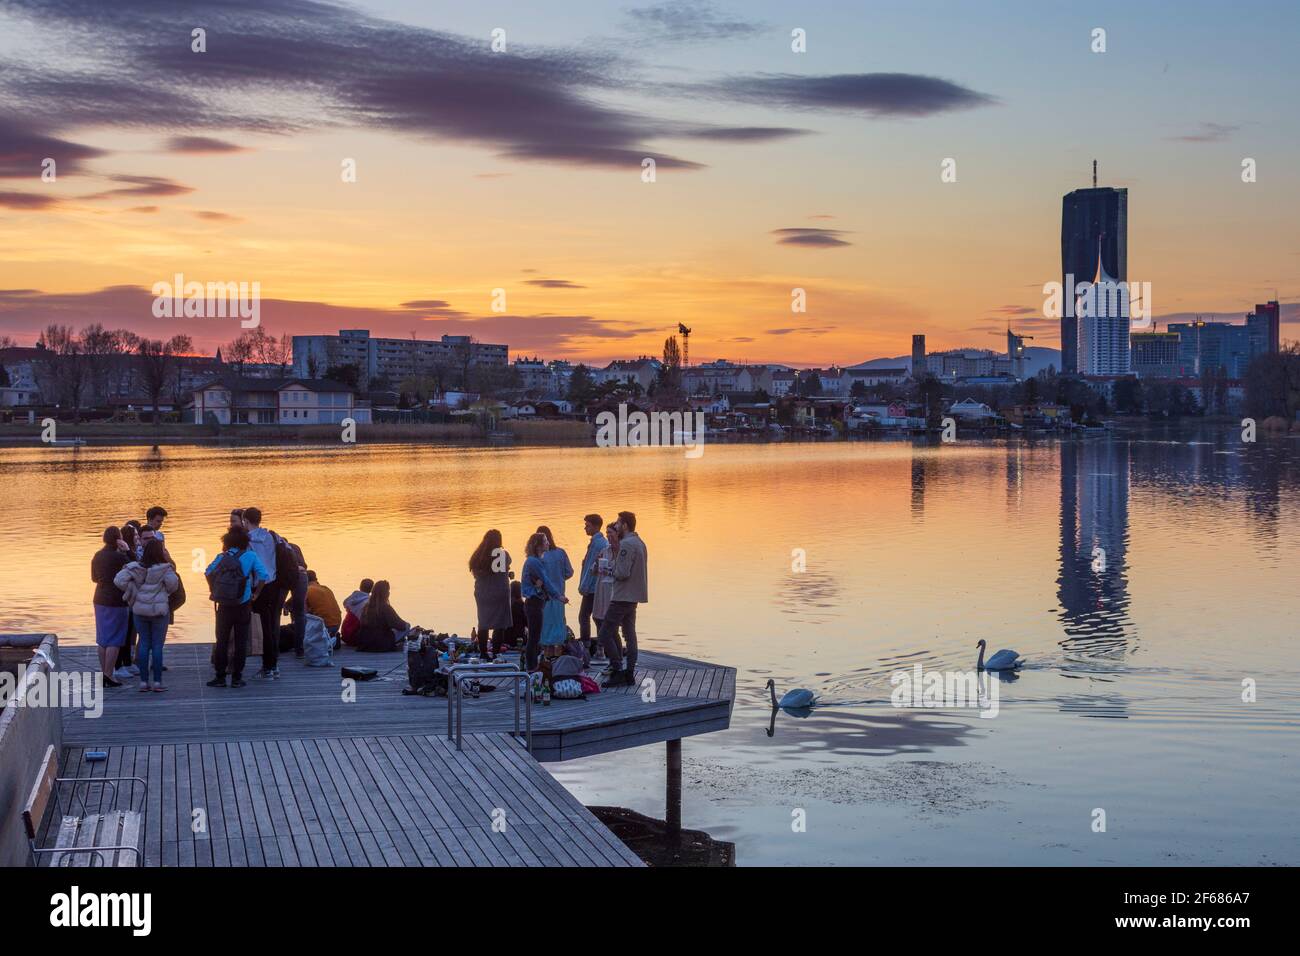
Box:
[1057,439,1133,652]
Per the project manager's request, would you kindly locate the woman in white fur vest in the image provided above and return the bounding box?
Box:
[114,539,180,692]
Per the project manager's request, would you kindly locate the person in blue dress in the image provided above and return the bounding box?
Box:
[536,525,573,652]
[520,532,568,671]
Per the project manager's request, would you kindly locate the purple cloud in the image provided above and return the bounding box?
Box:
[772,227,852,248]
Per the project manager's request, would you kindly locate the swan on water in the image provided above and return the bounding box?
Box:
[766,678,816,709]
[976,639,1023,671]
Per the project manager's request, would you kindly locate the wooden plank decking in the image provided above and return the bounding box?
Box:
[41,642,735,867]
[44,733,643,867]
[59,644,735,762]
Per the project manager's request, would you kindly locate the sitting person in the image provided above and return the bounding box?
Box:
[305,570,343,646]
[354,580,409,652]
[340,578,372,647]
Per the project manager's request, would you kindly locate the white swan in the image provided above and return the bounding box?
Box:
[976,639,1023,671]
[766,678,816,709]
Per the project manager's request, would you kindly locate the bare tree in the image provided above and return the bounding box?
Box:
[35,324,89,421]
[81,324,139,406]
[450,337,477,390]
[137,335,194,425]
[223,331,253,374]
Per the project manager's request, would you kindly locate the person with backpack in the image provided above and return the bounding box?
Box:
[114,539,180,692]
[241,507,299,679]
[204,524,270,688]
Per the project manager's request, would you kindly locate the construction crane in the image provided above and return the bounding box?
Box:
[677,323,692,367]
[988,328,1034,358]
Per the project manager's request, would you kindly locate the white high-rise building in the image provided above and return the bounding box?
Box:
[1076,237,1131,376]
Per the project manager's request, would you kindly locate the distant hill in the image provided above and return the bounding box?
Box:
[848,346,1061,378]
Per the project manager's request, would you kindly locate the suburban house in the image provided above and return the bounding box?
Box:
[503,397,573,418]
[947,398,999,421]
[846,366,910,389]
[192,376,369,425]
[769,370,797,396]
[848,401,924,431]
[592,357,662,392]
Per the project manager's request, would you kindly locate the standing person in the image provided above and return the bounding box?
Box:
[114,539,179,692]
[282,540,310,657]
[576,514,606,656]
[122,521,143,559]
[592,523,621,661]
[204,524,269,688]
[113,523,141,677]
[502,580,527,650]
[598,511,647,687]
[469,529,512,659]
[355,580,409,652]
[536,525,573,652]
[520,533,567,671]
[304,571,343,646]
[340,579,372,646]
[92,527,132,687]
[145,506,168,545]
[241,507,292,678]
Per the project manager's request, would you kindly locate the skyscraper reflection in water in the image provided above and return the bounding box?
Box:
[1057,440,1134,661]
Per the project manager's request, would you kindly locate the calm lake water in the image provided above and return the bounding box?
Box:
[2,428,1297,865]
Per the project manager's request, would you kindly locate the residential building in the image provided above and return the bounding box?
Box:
[846,366,909,389]
[947,398,999,420]
[925,350,1016,380]
[592,357,662,393]
[681,360,774,396]
[0,385,39,407]
[513,356,573,393]
[1076,237,1131,377]
[769,370,797,396]
[192,376,368,426]
[292,329,508,386]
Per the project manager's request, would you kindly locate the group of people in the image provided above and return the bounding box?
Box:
[90,507,180,691]
[203,507,338,686]
[92,503,649,692]
[468,510,648,687]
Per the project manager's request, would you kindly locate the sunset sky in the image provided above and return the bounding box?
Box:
[1,0,1297,366]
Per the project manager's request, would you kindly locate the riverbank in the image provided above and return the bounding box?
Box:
[0,415,1291,449]
[0,419,592,447]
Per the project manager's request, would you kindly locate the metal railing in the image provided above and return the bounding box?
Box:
[445,662,533,754]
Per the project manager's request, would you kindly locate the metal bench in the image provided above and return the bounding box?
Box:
[22,745,148,867]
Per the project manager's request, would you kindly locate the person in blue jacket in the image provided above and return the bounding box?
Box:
[520,532,568,671]
[204,524,271,688]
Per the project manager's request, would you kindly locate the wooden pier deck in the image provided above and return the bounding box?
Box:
[46,732,643,867]
[41,642,735,867]
[60,644,736,762]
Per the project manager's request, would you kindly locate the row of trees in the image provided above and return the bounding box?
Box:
[32,324,193,424]
[222,327,292,374]
[1243,345,1300,422]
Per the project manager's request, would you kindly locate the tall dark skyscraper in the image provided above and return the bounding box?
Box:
[911,334,926,378]
[1250,300,1281,354]
[1060,164,1127,374]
